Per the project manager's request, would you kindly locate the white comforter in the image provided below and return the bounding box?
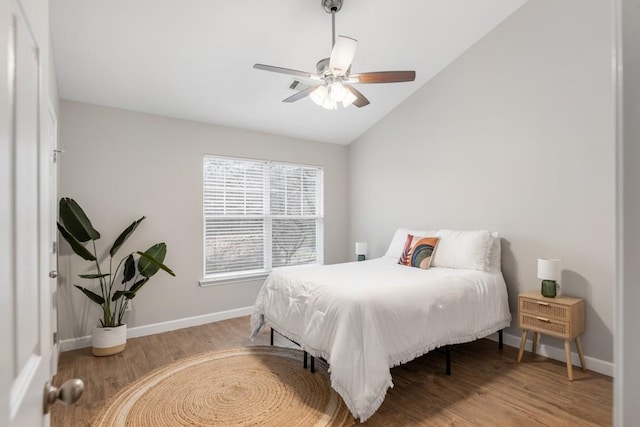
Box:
[250,257,511,421]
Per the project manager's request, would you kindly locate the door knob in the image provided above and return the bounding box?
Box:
[43,379,84,414]
[49,270,58,278]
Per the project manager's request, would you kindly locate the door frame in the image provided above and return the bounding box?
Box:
[47,100,59,377]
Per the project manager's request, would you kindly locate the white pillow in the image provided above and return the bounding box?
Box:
[384,228,437,259]
[432,229,493,271]
[487,232,501,272]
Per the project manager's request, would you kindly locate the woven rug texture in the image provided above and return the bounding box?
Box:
[92,346,354,427]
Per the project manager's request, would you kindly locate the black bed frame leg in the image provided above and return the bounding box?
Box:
[445,346,451,376]
[303,351,308,369]
[499,329,503,350]
[310,356,315,373]
[270,327,274,346]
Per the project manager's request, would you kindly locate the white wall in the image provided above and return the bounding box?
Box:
[349,0,615,365]
[58,100,349,340]
[616,0,640,423]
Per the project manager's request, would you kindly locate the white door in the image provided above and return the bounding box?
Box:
[1,0,52,425]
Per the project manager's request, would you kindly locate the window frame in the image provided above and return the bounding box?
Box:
[200,154,324,286]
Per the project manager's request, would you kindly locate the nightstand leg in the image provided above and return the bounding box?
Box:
[532,332,538,357]
[517,330,528,363]
[575,336,586,371]
[564,340,574,381]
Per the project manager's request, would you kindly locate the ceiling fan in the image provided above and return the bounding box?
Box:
[253,0,416,110]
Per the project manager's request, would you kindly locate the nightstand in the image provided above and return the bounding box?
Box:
[516,291,586,380]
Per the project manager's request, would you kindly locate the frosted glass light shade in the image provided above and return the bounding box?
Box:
[342,90,357,107]
[329,82,347,102]
[310,85,328,106]
[537,258,561,281]
[322,96,337,110]
[355,242,368,255]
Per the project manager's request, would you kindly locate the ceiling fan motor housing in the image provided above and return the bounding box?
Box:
[316,58,349,87]
[316,58,332,76]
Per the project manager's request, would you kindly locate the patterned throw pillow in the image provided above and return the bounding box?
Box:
[398,234,440,269]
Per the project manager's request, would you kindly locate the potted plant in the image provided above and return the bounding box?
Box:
[57,197,175,356]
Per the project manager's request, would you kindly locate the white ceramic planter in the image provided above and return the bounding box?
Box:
[92,324,127,356]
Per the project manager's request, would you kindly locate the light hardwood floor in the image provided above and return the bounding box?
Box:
[52,316,612,426]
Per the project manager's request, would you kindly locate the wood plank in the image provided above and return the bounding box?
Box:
[51,317,612,426]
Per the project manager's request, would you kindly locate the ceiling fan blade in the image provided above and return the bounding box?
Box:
[282,86,318,103]
[253,64,321,82]
[329,36,358,76]
[349,71,416,84]
[345,85,370,108]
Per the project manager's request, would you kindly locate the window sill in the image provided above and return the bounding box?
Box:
[199,272,270,287]
[199,263,322,287]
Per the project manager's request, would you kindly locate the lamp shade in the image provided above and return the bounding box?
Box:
[537,258,561,281]
[355,242,368,255]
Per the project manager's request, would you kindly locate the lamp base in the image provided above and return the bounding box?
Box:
[541,280,557,298]
[357,254,365,261]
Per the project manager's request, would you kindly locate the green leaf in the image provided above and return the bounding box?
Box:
[78,273,110,279]
[57,223,96,261]
[112,290,136,301]
[110,217,145,257]
[74,285,105,305]
[128,277,149,294]
[112,290,125,301]
[122,254,135,284]
[137,243,175,277]
[59,198,100,242]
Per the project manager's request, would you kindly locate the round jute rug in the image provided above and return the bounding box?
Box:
[92,346,354,427]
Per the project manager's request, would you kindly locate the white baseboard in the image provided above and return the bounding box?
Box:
[59,306,254,352]
[486,331,614,377]
[60,315,614,378]
[60,335,92,352]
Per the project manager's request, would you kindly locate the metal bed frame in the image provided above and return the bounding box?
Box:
[270,326,504,375]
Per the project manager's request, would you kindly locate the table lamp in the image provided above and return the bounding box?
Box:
[355,242,368,261]
[537,258,560,298]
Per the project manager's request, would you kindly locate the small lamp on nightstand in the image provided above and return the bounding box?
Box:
[355,242,368,261]
[537,258,560,298]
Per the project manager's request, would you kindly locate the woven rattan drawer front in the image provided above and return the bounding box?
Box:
[519,314,569,338]
[520,298,570,322]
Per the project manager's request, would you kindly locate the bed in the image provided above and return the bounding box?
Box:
[250,229,512,422]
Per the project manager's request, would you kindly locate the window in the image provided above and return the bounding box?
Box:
[203,155,324,281]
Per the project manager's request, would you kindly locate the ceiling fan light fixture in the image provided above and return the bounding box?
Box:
[329,81,347,102]
[310,85,328,106]
[253,0,415,110]
[342,90,357,107]
[322,96,337,110]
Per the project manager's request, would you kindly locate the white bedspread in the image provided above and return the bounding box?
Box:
[250,257,511,421]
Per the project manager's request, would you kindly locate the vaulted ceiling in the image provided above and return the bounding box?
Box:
[51,0,527,145]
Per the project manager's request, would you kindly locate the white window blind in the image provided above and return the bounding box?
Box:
[203,155,324,279]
